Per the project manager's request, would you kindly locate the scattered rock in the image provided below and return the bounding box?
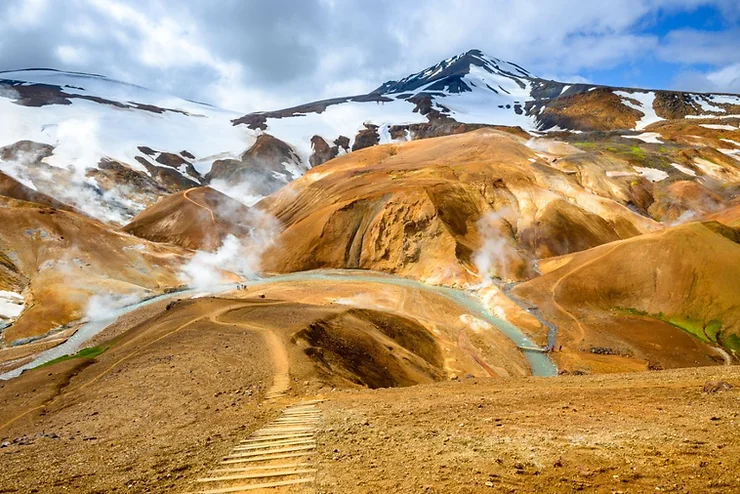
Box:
[703,381,732,393]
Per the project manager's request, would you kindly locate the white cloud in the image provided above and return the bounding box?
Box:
[0,0,738,111]
[6,0,49,28]
[672,63,740,93]
[56,45,90,65]
[658,28,740,66]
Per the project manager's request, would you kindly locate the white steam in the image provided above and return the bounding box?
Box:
[0,112,142,224]
[85,292,143,322]
[0,84,20,101]
[179,207,280,289]
[473,209,520,283]
[669,210,698,226]
[209,178,264,207]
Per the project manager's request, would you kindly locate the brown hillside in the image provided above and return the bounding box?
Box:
[707,202,740,227]
[0,171,77,212]
[259,129,659,285]
[122,187,251,251]
[513,221,740,373]
[0,205,187,344]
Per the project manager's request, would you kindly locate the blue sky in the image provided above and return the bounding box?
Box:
[582,4,739,91]
[0,0,738,110]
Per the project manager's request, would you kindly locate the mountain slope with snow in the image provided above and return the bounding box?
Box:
[235,49,740,166]
[0,69,260,223]
[2,53,740,223]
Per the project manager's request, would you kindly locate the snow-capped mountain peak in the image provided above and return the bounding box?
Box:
[373,49,535,96]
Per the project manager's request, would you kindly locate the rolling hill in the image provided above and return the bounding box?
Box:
[512,221,740,373]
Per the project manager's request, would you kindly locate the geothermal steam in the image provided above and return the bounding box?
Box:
[179,207,280,289]
[473,209,522,283]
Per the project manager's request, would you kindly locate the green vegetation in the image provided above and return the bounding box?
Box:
[627,145,646,161]
[601,143,647,163]
[617,308,737,355]
[724,334,740,355]
[618,307,648,316]
[665,316,712,343]
[573,141,597,149]
[36,345,108,369]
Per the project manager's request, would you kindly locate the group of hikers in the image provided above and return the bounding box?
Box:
[236,284,248,290]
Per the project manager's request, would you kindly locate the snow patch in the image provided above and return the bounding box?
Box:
[622,132,663,144]
[614,91,663,130]
[633,166,668,182]
[670,163,696,177]
[700,124,737,131]
[0,290,24,320]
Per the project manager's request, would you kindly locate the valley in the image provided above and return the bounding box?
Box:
[0,47,739,493]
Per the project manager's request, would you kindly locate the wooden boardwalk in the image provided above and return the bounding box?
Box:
[191,400,323,493]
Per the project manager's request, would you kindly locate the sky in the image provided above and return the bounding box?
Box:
[0,0,739,112]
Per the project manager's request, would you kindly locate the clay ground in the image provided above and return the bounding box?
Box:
[0,298,290,493]
[0,292,738,493]
[313,366,740,494]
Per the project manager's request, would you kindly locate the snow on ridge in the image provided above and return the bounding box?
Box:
[614,91,663,130]
[686,114,740,120]
[0,71,256,223]
[0,69,233,117]
[700,124,738,131]
[622,132,663,144]
[260,98,428,161]
[671,163,697,177]
[709,94,740,106]
[693,95,725,114]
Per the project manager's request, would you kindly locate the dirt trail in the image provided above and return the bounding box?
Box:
[549,243,626,346]
[184,189,216,223]
[190,306,322,492]
[191,400,323,493]
[210,310,291,400]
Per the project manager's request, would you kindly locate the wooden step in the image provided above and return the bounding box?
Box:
[197,468,316,482]
[211,463,311,474]
[196,477,313,493]
[225,444,315,460]
[232,439,315,451]
[240,433,313,443]
[221,451,312,465]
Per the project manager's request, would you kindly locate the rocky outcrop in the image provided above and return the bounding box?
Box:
[206,134,305,196]
[134,156,199,192]
[352,124,380,151]
[653,92,703,120]
[0,140,53,162]
[535,88,642,131]
[309,136,336,167]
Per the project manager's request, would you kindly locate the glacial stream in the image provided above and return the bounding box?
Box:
[0,269,557,381]
[249,270,558,377]
[0,286,233,381]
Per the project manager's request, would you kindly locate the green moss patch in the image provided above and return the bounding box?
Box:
[573,141,597,149]
[617,308,737,355]
[36,345,108,369]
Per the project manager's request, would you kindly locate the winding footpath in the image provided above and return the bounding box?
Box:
[191,401,323,493]
[184,189,217,223]
[248,270,558,376]
[194,311,321,493]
